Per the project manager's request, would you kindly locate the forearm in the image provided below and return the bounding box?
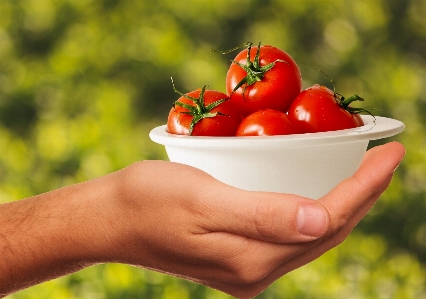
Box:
[0,175,121,297]
[0,143,405,299]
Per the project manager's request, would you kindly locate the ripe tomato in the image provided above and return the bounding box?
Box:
[287,84,365,133]
[236,109,302,136]
[225,42,302,116]
[167,84,242,136]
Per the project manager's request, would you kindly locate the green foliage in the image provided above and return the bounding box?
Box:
[1,0,426,298]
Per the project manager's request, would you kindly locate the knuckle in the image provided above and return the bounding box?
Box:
[224,255,271,285]
[232,266,268,285]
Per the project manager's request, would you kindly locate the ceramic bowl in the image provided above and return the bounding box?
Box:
[149,115,404,199]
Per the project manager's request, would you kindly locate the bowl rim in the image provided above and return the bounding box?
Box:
[149,115,405,148]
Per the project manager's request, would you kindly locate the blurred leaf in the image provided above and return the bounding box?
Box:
[1,0,426,298]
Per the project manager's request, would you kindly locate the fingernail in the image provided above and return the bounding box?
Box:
[297,204,328,238]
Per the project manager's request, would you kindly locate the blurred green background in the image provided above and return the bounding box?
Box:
[1,0,425,298]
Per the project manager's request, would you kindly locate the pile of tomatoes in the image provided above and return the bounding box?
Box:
[166,42,368,137]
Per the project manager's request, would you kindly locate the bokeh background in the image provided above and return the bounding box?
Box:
[1,0,426,298]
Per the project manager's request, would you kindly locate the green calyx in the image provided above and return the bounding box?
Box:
[213,42,287,97]
[171,78,229,135]
[320,70,375,117]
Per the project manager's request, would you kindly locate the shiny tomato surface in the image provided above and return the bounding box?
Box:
[287,84,364,133]
[167,89,242,136]
[236,109,303,136]
[227,45,302,116]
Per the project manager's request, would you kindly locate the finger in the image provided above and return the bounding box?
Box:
[197,142,406,297]
[318,141,405,233]
[197,186,331,243]
[216,172,398,298]
[220,142,406,295]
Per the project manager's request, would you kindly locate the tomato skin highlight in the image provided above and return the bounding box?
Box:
[227,45,302,116]
[167,89,242,136]
[236,109,303,136]
[287,84,364,133]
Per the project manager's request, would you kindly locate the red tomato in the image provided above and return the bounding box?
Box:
[226,43,302,116]
[236,109,303,136]
[167,86,242,136]
[287,84,364,133]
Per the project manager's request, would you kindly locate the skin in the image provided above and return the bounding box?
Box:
[0,142,405,299]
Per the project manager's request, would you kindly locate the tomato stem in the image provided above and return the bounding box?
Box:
[342,94,364,107]
[170,78,230,135]
[319,70,375,118]
[211,42,252,54]
[214,41,288,99]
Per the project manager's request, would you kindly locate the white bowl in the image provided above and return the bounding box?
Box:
[149,115,404,199]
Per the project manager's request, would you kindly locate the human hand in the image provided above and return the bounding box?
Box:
[102,141,405,298]
[0,142,405,299]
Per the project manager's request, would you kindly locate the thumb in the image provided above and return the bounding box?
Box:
[199,188,330,243]
[319,141,406,233]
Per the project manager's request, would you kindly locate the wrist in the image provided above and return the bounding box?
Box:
[54,173,126,264]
